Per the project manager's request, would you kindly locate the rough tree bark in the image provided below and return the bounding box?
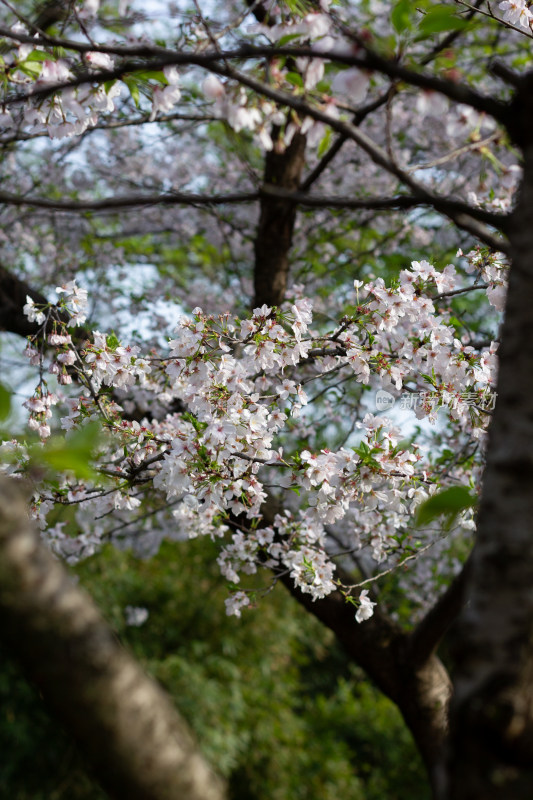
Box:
[253,130,307,309]
[0,478,226,800]
[443,72,533,800]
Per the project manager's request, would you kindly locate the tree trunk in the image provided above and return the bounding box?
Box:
[253,131,306,308]
[444,73,533,799]
[0,478,226,800]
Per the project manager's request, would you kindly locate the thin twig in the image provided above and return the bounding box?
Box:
[342,540,438,593]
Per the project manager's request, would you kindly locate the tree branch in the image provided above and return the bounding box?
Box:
[242,44,508,122]
[279,565,404,700]
[259,186,508,231]
[278,566,452,789]
[0,28,509,123]
[205,64,509,252]
[0,111,216,146]
[0,263,51,338]
[0,188,258,211]
[407,556,473,666]
[299,90,393,192]
[0,186,509,254]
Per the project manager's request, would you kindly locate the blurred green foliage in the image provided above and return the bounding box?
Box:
[0,539,428,799]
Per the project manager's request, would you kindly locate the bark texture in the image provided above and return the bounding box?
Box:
[0,478,226,800]
[253,131,307,308]
[443,73,533,799]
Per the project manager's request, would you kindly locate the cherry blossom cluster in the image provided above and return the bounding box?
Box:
[0,0,522,635]
[341,260,501,431]
[83,333,152,392]
[23,388,58,440]
[0,0,520,183]
[13,248,504,622]
[1,22,123,139]
[499,0,533,29]
[458,247,508,312]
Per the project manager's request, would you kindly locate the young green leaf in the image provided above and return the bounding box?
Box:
[418,6,469,36]
[391,0,413,34]
[31,421,102,481]
[416,486,476,529]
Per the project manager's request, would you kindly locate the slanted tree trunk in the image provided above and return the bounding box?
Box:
[0,478,226,800]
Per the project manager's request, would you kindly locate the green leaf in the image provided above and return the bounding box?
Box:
[281,0,312,15]
[134,70,167,83]
[317,127,332,158]
[106,332,120,351]
[418,6,469,35]
[18,61,42,77]
[286,72,304,89]
[277,33,305,46]
[0,383,11,421]
[416,486,476,529]
[123,77,140,108]
[391,0,413,34]
[25,50,55,62]
[33,421,102,480]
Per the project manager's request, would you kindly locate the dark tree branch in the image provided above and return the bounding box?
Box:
[0,111,216,146]
[433,283,489,301]
[0,263,91,349]
[244,44,508,122]
[407,556,473,667]
[0,27,509,123]
[257,497,450,791]
[205,64,509,252]
[0,35,510,254]
[299,90,393,192]
[0,187,508,252]
[446,213,508,253]
[259,186,508,231]
[279,565,404,700]
[490,60,522,88]
[301,0,485,203]
[0,23,173,59]
[0,188,258,211]
[0,264,50,337]
[278,565,452,792]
